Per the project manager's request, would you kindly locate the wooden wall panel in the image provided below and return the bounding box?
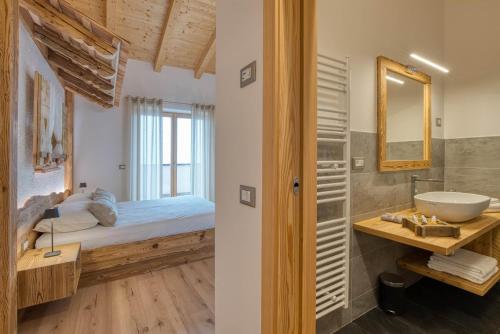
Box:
[262,0,317,333]
[0,0,19,332]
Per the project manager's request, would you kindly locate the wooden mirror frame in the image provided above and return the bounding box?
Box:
[377,56,432,172]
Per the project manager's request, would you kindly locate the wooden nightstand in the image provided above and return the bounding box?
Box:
[17,243,81,309]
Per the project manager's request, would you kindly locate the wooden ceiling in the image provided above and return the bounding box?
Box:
[20,0,129,108]
[63,0,216,77]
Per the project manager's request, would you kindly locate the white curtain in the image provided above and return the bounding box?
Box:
[129,97,164,201]
[191,104,215,201]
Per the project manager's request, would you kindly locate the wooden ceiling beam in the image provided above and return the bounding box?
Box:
[194,30,215,79]
[20,0,117,57]
[154,0,182,72]
[48,51,114,91]
[33,24,115,78]
[58,69,114,103]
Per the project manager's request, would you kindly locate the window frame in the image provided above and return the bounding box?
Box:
[161,110,192,197]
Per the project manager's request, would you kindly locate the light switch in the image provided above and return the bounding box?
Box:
[240,61,257,88]
[240,185,256,208]
[435,118,442,127]
[352,157,365,170]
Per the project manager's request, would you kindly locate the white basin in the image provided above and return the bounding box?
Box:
[414,192,491,223]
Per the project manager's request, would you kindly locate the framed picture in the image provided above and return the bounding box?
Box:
[33,71,65,172]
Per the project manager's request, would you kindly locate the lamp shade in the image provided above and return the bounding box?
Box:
[79,182,87,188]
[42,208,60,219]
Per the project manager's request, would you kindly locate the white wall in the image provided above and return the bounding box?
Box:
[318,0,445,139]
[17,22,65,207]
[443,0,500,139]
[215,0,263,333]
[73,60,216,201]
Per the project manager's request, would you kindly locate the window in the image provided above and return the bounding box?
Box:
[161,111,192,197]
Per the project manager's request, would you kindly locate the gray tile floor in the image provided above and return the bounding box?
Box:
[336,278,500,334]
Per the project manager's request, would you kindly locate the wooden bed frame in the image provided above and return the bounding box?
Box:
[18,192,215,287]
[79,228,214,286]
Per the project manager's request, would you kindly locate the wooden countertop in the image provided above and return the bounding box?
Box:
[353,210,500,255]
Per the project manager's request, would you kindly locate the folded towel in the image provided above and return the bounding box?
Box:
[485,199,500,213]
[431,248,497,276]
[429,256,497,279]
[429,256,485,276]
[428,261,498,284]
[428,258,497,281]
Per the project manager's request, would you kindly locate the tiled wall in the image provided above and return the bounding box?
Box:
[445,136,500,199]
[387,141,424,161]
[317,131,445,334]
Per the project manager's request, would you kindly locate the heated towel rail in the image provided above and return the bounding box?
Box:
[316,54,351,319]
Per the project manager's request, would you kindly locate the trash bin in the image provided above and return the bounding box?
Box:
[378,272,406,315]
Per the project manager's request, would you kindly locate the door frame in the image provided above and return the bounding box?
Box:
[0,0,19,333]
[262,0,317,333]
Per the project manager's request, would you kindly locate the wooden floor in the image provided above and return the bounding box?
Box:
[19,258,215,334]
[337,278,500,334]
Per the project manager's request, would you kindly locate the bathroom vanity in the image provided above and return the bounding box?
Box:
[353,211,500,296]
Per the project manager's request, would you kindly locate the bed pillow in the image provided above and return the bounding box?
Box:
[64,193,92,203]
[89,198,118,227]
[57,200,91,214]
[93,188,116,203]
[34,210,99,233]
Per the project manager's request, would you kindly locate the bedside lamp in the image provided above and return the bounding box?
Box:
[43,208,61,258]
[79,182,87,193]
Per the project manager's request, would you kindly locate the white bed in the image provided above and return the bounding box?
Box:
[35,195,215,250]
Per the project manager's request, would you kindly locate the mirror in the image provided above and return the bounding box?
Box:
[377,56,432,171]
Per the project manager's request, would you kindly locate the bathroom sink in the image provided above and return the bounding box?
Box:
[414,192,491,223]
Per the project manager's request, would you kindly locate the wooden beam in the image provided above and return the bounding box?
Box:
[105,0,118,31]
[20,0,117,57]
[48,51,113,91]
[33,25,115,79]
[58,69,114,103]
[194,30,215,79]
[64,83,113,109]
[0,0,19,332]
[154,0,182,72]
[64,91,74,193]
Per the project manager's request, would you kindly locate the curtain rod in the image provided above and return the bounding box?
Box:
[127,96,192,106]
[127,96,213,107]
[163,100,193,106]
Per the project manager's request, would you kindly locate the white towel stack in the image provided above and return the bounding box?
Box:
[485,198,500,213]
[428,248,499,284]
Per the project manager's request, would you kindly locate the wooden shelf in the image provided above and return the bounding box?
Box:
[353,210,500,255]
[398,252,500,296]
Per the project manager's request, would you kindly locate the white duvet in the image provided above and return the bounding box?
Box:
[35,196,215,250]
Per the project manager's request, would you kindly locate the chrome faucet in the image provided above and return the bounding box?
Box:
[411,175,444,208]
